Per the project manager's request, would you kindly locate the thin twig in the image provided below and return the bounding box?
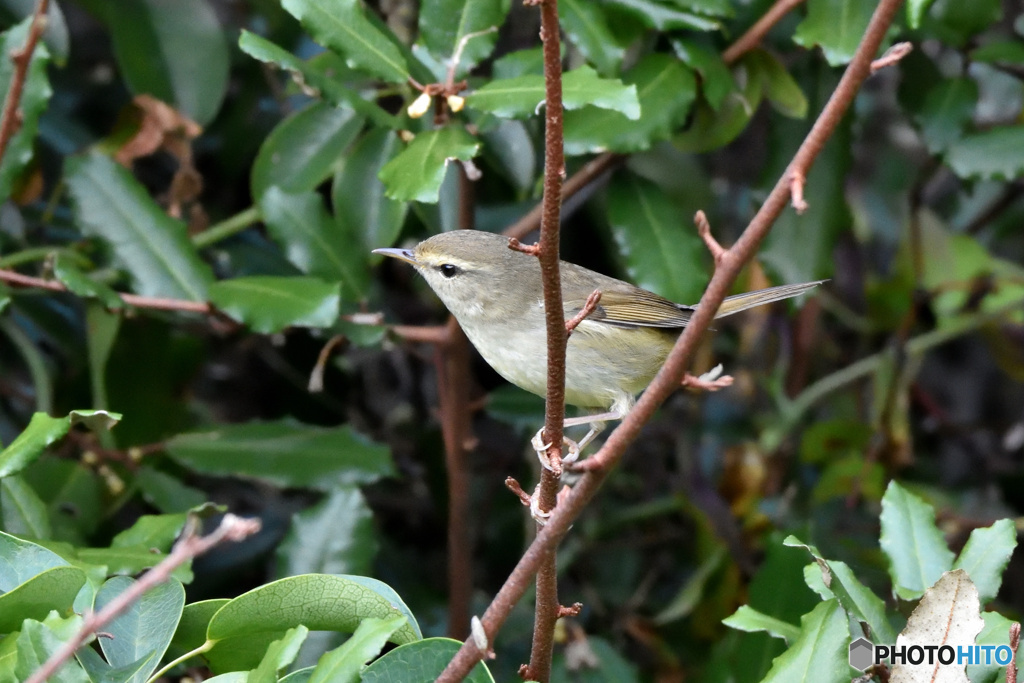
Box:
[1006,622,1020,683]
[0,268,213,314]
[0,0,49,167]
[565,290,601,335]
[437,0,906,678]
[871,41,913,72]
[722,0,807,64]
[24,515,261,683]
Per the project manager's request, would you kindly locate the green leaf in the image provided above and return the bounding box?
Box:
[261,188,371,299]
[105,0,228,125]
[793,0,876,66]
[605,172,708,303]
[15,614,90,683]
[723,606,802,642]
[361,638,494,682]
[0,475,51,539]
[166,421,395,490]
[913,77,978,154]
[757,600,849,683]
[0,18,51,205]
[559,0,624,75]
[924,0,1002,48]
[564,54,697,155]
[65,152,214,300]
[672,39,733,110]
[971,40,1024,65]
[969,612,1023,683]
[250,626,309,683]
[333,128,409,256]
[111,513,189,550]
[946,126,1024,180]
[238,31,398,128]
[783,536,896,643]
[749,49,808,119]
[418,0,507,76]
[206,575,421,657]
[601,0,720,31]
[251,101,364,201]
[170,598,229,654]
[0,410,121,479]
[907,0,937,29]
[209,276,341,333]
[281,0,409,83]
[277,486,377,578]
[379,127,481,203]
[952,518,1016,604]
[0,531,88,630]
[96,576,185,683]
[467,66,639,119]
[135,466,208,513]
[76,546,192,584]
[308,616,406,683]
[52,254,125,310]
[879,481,955,600]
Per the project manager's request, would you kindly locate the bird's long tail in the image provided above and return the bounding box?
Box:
[712,280,826,318]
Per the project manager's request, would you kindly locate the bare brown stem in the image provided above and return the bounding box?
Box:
[24,515,261,683]
[0,268,213,314]
[722,0,807,64]
[438,0,905,678]
[871,41,913,72]
[520,1,569,680]
[0,0,49,167]
[1007,622,1020,683]
[565,290,601,335]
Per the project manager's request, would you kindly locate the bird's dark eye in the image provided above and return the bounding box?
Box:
[439,264,459,278]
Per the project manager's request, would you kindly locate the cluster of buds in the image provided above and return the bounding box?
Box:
[406,80,468,119]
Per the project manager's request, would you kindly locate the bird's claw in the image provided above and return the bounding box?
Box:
[531,428,581,471]
[681,364,734,392]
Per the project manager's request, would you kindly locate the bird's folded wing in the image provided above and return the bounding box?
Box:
[567,287,693,329]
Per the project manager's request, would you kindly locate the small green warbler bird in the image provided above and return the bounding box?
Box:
[375,230,822,460]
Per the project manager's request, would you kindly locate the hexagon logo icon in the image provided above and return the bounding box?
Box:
[849,637,874,671]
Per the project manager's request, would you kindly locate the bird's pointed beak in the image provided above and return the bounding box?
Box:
[372,247,419,266]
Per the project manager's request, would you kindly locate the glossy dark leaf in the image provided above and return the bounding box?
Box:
[602,0,719,31]
[52,254,124,310]
[467,66,639,119]
[333,128,409,255]
[238,31,398,128]
[281,0,409,83]
[251,101,364,201]
[261,188,371,299]
[605,172,708,303]
[208,276,341,333]
[559,0,624,75]
[915,77,978,153]
[793,0,876,66]
[946,126,1024,180]
[105,0,229,125]
[65,152,214,301]
[166,421,395,490]
[672,39,733,110]
[564,54,697,155]
[379,127,480,202]
[418,0,508,76]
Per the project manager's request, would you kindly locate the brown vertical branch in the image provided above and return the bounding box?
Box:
[438,0,906,678]
[440,165,478,640]
[518,0,569,681]
[0,0,49,165]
